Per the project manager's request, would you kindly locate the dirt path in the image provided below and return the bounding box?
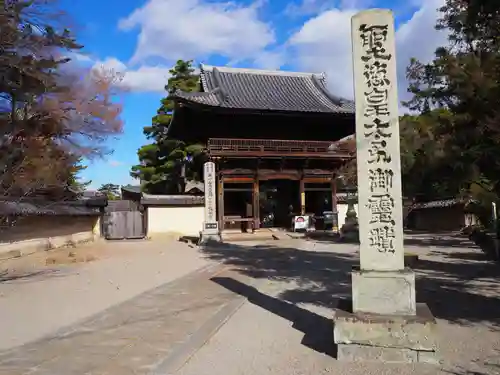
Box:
[0,263,250,375]
[0,239,213,351]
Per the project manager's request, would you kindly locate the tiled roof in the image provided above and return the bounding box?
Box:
[0,199,103,216]
[185,180,204,194]
[121,185,142,195]
[173,64,354,114]
[141,194,204,206]
[411,198,476,210]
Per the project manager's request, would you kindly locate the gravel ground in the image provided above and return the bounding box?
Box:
[0,239,212,351]
[177,237,500,375]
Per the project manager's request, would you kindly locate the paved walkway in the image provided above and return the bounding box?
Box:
[0,262,253,375]
[2,235,499,375]
[177,238,500,375]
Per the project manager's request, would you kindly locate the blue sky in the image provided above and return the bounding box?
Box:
[60,0,446,189]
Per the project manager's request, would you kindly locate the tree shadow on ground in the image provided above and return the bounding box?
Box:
[211,276,336,356]
[404,230,478,248]
[413,256,500,329]
[302,229,478,248]
[201,240,500,330]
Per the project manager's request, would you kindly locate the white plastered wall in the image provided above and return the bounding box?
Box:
[146,206,204,237]
[337,203,359,228]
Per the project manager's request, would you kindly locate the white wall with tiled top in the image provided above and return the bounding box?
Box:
[0,215,99,256]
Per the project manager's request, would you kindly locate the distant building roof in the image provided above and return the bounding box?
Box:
[82,190,104,198]
[0,198,104,216]
[173,64,355,114]
[411,198,477,210]
[122,182,204,196]
[141,194,204,206]
[121,185,142,195]
[185,180,204,194]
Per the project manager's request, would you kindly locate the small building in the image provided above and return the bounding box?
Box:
[406,198,479,232]
[141,194,204,238]
[119,185,204,238]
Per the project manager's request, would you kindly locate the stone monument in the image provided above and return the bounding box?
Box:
[332,9,437,363]
[199,161,221,244]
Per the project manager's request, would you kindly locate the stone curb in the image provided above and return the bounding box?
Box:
[150,278,253,375]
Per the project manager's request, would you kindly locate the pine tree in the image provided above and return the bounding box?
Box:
[131,60,205,194]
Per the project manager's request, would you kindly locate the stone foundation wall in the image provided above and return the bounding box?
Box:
[0,215,100,256]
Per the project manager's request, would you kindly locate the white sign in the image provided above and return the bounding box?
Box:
[352,9,404,271]
[293,216,310,231]
[203,161,217,225]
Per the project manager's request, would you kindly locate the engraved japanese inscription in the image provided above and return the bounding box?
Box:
[203,162,217,224]
[356,18,400,256]
[353,10,404,270]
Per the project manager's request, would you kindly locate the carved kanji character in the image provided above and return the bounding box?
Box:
[368,168,394,193]
[359,24,392,62]
[368,225,396,253]
[367,194,395,224]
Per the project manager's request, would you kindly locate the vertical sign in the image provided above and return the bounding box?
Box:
[351,10,404,271]
[203,161,218,230]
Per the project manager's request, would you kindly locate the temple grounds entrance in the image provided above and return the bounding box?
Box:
[223,179,335,231]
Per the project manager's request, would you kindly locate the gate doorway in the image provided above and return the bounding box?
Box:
[260,180,300,229]
[102,200,146,240]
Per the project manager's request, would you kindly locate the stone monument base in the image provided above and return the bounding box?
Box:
[333,299,438,364]
[352,267,416,315]
[340,223,359,242]
[199,222,222,245]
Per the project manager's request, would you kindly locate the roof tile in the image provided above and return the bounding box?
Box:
[174,65,354,114]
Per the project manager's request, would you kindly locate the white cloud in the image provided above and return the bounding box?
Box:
[92,57,171,92]
[288,8,356,98]
[287,0,447,103]
[80,0,448,97]
[119,0,277,67]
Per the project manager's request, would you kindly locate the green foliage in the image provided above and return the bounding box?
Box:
[131,60,205,194]
[97,183,121,200]
[401,0,500,205]
[66,157,92,194]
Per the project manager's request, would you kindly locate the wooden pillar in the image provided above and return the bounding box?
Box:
[253,177,260,231]
[218,175,224,231]
[300,177,306,215]
[331,175,339,233]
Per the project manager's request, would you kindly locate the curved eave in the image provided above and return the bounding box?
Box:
[172,96,355,117]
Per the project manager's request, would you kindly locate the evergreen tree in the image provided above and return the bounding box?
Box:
[404,0,500,200]
[98,183,120,200]
[131,60,205,194]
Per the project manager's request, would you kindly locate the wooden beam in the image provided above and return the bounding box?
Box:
[223,177,254,183]
[253,178,260,230]
[304,187,331,192]
[220,168,255,175]
[224,187,253,192]
[303,177,332,184]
